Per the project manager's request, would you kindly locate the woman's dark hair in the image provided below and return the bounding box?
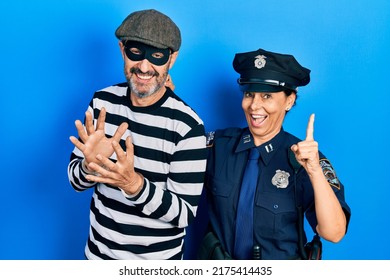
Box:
[284,89,297,111]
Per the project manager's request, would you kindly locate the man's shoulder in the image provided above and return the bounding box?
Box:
[164,89,205,126]
[95,82,128,96]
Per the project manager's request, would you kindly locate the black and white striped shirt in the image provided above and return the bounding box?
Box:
[68,83,207,259]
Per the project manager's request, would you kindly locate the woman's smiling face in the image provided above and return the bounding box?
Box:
[241,91,296,146]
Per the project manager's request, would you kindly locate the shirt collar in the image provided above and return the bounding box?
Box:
[235,128,256,153]
[235,128,287,165]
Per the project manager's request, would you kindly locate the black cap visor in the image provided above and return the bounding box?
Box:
[238,77,298,93]
[239,83,288,93]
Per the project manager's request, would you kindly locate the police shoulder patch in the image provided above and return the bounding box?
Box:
[206,131,215,147]
[320,158,340,190]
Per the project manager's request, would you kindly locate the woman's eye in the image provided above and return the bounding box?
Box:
[262,93,271,99]
[244,92,253,98]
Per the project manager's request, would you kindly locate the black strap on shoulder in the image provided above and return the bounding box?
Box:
[288,149,323,260]
[288,149,308,260]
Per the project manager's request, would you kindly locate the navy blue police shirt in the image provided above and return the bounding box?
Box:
[205,127,351,260]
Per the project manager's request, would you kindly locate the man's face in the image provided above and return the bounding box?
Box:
[120,41,178,102]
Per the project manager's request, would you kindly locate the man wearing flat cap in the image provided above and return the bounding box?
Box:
[68,9,207,260]
[199,48,351,260]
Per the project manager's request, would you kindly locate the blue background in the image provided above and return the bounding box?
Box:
[1,0,389,260]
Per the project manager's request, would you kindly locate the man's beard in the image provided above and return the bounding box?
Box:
[127,67,168,99]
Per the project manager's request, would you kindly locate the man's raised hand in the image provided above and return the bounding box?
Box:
[69,107,128,169]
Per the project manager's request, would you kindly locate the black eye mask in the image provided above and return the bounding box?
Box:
[123,41,171,66]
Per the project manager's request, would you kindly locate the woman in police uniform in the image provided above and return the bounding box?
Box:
[199,48,351,260]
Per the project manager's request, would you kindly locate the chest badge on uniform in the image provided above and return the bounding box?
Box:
[271,170,290,189]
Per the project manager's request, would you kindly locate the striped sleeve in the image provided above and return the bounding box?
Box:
[127,123,207,228]
[67,98,98,191]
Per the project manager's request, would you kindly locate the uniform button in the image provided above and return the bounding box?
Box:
[273,204,279,209]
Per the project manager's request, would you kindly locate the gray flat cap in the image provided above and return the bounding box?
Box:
[115,9,181,51]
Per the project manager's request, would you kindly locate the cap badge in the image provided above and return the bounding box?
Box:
[254,55,267,69]
[271,170,290,189]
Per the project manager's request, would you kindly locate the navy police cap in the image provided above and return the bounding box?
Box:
[233,48,311,92]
